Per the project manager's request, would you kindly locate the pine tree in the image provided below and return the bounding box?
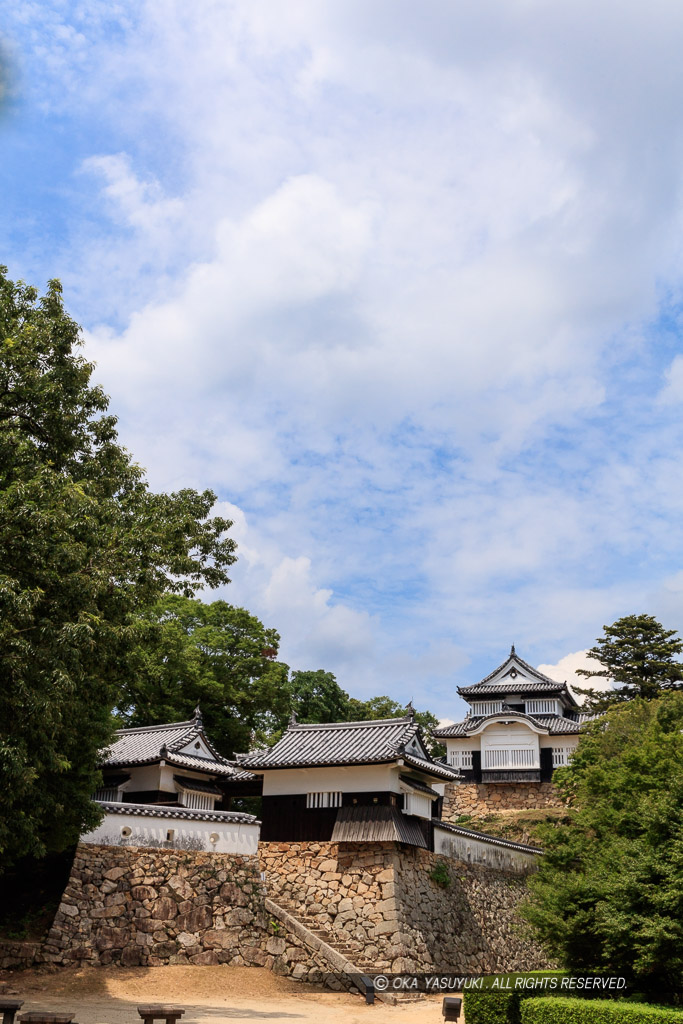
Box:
[575,614,683,712]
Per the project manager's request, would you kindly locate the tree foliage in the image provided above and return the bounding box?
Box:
[0,269,235,867]
[522,694,683,1002]
[575,614,683,712]
[118,595,289,755]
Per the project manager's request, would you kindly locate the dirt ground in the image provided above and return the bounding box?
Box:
[0,966,451,1024]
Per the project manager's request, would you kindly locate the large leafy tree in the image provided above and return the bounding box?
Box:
[286,669,353,724]
[0,270,235,867]
[576,614,683,712]
[118,595,289,755]
[523,694,683,1002]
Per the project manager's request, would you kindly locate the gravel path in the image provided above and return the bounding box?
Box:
[0,965,448,1024]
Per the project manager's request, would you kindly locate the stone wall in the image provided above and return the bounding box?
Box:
[260,841,553,973]
[42,843,269,968]
[0,939,40,971]
[17,839,553,979]
[39,842,355,987]
[442,782,564,820]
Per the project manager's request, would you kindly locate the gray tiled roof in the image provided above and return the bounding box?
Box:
[458,680,569,696]
[530,715,583,735]
[477,651,559,686]
[102,714,245,778]
[95,800,258,824]
[457,650,579,706]
[237,716,459,780]
[433,709,584,738]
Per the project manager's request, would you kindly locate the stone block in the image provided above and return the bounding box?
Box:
[223,907,253,927]
[131,885,157,901]
[266,936,286,955]
[120,945,143,966]
[103,867,127,882]
[151,940,177,957]
[190,950,220,965]
[176,905,212,931]
[150,896,178,921]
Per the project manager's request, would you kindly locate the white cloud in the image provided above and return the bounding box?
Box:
[6,1,683,711]
[538,650,613,703]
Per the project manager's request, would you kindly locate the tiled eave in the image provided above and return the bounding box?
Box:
[240,753,459,781]
[433,711,584,738]
[457,681,569,697]
[102,753,240,776]
[95,800,259,825]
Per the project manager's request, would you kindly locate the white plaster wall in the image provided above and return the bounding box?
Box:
[538,735,580,751]
[447,731,580,756]
[480,722,540,768]
[433,825,540,873]
[82,809,259,854]
[261,763,400,796]
[125,764,167,792]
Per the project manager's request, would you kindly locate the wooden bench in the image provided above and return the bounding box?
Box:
[137,1005,186,1024]
[0,1000,24,1024]
[17,1014,75,1024]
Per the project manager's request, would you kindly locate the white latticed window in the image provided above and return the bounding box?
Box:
[483,748,537,769]
[179,791,216,810]
[448,750,473,768]
[526,699,560,715]
[552,747,574,767]
[306,791,342,808]
[404,793,432,819]
[94,787,119,801]
[470,701,504,716]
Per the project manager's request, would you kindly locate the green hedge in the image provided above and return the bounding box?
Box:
[520,998,683,1024]
[465,990,523,1024]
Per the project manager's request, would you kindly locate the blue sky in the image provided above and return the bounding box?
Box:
[4,1,683,720]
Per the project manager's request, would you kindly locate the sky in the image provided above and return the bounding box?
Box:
[3,1,683,721]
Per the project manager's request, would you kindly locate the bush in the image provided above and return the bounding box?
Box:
[465,990,523,1024]
[429,860,451,888]
[520,998,683,1024]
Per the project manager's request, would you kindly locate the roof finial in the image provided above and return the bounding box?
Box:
[194,703,203,725]
[406,700,415,720]
[510,644,516,656]
[289,709,298,727]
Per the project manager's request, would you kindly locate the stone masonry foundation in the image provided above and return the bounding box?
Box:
[442,782,565,820]
[38,843,355,986]
[260,840,553,973]
[15,839,554,979]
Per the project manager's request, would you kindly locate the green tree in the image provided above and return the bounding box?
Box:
[0,270,235,868]
[119,596,289,755]
[287,669,352,724]
[576,614,683,712]
[348,695,443,754]
[522,694,683,1002]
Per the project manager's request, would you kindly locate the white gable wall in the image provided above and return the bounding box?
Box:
[262,763,402,796]
[177,735,215,759]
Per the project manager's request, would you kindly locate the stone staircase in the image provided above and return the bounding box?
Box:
[274,896,382,974]
[267,896,424,1004]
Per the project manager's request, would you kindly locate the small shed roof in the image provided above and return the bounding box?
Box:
[331,805,428,847]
